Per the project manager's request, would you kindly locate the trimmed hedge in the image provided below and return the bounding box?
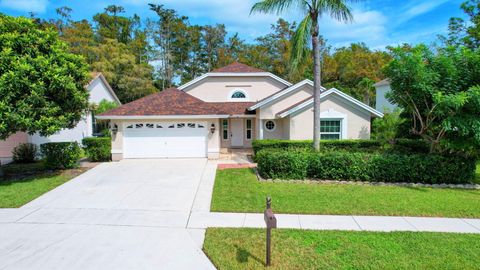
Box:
[256,149,477,184]
[40,142,81,169]
[252,139,381,154]
[82,137,111,162]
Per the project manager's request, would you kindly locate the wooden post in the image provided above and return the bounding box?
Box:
[264,197,277,267]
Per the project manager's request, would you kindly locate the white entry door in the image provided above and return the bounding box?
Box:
[123,122,208,158]
[230,119,244,147]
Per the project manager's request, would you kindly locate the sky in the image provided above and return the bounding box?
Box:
[0,0,467,49]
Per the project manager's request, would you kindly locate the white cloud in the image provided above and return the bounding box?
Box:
[0,0,48,13]
[397,0,450,24]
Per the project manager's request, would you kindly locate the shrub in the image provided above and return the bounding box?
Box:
[40,142,81,169]
[252,139,381,154]
[12,143,37,163]
[82,137,111,162]
[256,150,309,179]
[391,139,430,154]
[256,149,476,184]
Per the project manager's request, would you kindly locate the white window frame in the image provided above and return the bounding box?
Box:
[245,119,253,140]
[319,109,348,139]
[228,89,249,101]
[222,119,229,140]
[264,120,276,132]
[320,119,342,140]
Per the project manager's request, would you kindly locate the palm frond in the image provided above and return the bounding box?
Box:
[250,0,307,15]
[316,0,357,22]
[290,15,312,69]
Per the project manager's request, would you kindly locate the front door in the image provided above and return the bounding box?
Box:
[230,119,244,147]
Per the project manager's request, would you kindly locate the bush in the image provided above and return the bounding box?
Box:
[252,139,381,154]
[391,139,430,154]
[256,150,309,179]
[82,137,111,162]
[256,149,477,184]
[12,143,37,163]
[40,142,81,169]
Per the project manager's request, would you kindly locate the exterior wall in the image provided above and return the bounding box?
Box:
[109,118,222,161]
[375,84,397,112]
[220,118,256,149]
[29,112,93,146]
[184,76,286,102]
[259,84,313,119]
[262,119,285,139]
[289,94,372,140]
[0,132,28,164]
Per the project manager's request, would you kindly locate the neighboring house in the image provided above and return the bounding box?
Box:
[0,73,121,164]
[98,62,383,160]
[374,79,398,113]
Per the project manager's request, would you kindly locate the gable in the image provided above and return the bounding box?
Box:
[259,83,313,119]
[182,75,288,102]
[87,75,121,104]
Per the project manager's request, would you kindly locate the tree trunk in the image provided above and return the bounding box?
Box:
[312,20,321,151]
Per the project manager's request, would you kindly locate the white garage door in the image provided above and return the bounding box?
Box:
[123,122,208,158]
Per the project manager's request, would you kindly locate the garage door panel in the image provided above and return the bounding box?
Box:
[123,121,208,159]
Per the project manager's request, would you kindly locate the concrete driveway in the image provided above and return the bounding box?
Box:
[0,159,217,270]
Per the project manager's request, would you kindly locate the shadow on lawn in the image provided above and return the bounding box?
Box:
[234,244,265,266]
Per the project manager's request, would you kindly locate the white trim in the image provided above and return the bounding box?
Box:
[374,78,390,87]
[248,79,317,110]
[111,149,123,154]
[277,88,384,118]
[178,72,292,91]
[319,110,348,140]
[245,119,253,140]
[88,73,122,105]
[228,114,257,118]
[96,115,229,120]
[221,119,229,141]
[228,88,249,101]
[264,120,276,132]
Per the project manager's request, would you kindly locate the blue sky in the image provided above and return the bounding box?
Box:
[0,0,467,49]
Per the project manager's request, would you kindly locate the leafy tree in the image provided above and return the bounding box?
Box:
[0,14,90,140]
[372,109,405,146]
[444,0,480,49]
[61,20,98,64]
[251,0,358,150]
[91,39,157,102]
[94,100,119,114]
[384,44,480,153]
[202,24,227,71]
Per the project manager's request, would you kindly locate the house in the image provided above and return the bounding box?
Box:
[374,79,398,112]
[97,62,383,160]
[0,73,121,164]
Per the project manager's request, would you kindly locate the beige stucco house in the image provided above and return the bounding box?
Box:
[97,62,383,160]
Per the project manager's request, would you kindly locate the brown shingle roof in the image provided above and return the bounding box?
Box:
[212,62,265,73]
[99,88,255,116]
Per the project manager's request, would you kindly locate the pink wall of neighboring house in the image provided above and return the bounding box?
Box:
[0,132,28,159]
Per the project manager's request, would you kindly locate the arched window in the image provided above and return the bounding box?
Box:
[231,91,246,99]
[229,89,249,101]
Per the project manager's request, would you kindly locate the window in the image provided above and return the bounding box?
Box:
[168,124,174,128]
[264,120,276,131]
[222,119,229,140]
[188,123,196,128]
[177,123,185,128]
[135,124,144,129]
[231,91,246,99]
[126,124,133,129]
[156,124,163,128]
[146,123,154,129]
[320,120,341,140]
[246,119,252,140]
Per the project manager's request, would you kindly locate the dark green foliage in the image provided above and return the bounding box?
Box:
[40,142,81,169]
[391,139,430,154]
[82,137,111,162]
[12,143,37,163]
[256,150,477,184]
[256,150,309,179]
[252,139,381,154]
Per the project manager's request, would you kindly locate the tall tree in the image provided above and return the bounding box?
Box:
[251,0,358,150]
[202,24,227,71]
[443,0,480,49]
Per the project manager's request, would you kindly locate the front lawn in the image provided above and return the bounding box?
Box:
[211,169,480,218]
[0,162,86,208]
[203,228,480,270]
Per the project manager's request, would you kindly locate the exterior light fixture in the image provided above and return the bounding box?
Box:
[210,123,216,134]
[110,124,118,135]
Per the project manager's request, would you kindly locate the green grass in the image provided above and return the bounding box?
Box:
[211,169,480,218]
[0,163,86,208]
[476,162,480,183]
[203,228,480,270]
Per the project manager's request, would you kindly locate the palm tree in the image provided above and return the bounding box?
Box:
[251,0,357,150]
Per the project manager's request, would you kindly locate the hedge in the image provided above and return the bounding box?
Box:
[82,137,111,162]
[40,142,81,169]
[252,139,381,154]
[256,149,477,184]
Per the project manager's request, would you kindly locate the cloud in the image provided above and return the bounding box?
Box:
[0,0,48,13]
[397,0,450,24]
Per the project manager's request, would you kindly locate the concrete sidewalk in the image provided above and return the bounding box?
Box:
[187,212,480,233]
